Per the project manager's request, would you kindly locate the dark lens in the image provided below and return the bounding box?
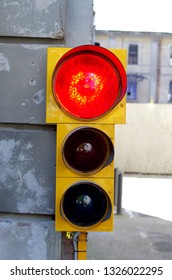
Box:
[61,182,111,227]
[62,127,114,173]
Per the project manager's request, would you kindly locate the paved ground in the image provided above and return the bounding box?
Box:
[87,210,172,260]
[87,175,172,260]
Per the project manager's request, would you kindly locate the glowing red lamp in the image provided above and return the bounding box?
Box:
[52,45,127,120]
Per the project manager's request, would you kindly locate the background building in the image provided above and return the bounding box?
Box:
[96,30,172,103]
[95,30,172,176]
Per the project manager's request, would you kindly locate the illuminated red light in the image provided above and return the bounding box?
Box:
[52,45,127,120]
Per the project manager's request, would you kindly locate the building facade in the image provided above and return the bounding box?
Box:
[96,30,172,103]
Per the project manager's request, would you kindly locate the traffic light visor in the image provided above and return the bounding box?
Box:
[52,45,127,120]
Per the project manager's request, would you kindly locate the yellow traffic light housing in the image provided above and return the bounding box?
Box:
[46,45,127,233]
[55,123,114,232]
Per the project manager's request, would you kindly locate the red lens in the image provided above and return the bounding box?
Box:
[52,45,127,120]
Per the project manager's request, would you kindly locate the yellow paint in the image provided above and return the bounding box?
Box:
[77,232,87,260]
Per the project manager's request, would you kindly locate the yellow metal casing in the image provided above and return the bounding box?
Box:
[55,123,115,232]
[46,47,126,125]
[45,46,127,233]
[77,233,87,260]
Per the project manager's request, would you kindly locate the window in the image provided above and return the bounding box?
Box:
[168,80,172,102]
[169,81,172,93]
[128,44,138,64]
[170,45,172,66]
[127,80,137,101]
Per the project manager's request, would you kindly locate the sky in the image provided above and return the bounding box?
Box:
[94,0,172,33]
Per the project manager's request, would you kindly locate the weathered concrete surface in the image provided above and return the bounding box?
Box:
[0,0,66,38]
[0,214,61,260]
[0,125,56,214]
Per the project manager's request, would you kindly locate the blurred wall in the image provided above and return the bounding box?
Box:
[115,104,172,174]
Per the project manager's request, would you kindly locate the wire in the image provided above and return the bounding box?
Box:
[73,232,88,260]
[73,232,80,260]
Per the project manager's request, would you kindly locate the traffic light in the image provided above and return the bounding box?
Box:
[46,45,127,232]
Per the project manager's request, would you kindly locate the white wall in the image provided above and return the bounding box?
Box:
[115,104,172,174]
